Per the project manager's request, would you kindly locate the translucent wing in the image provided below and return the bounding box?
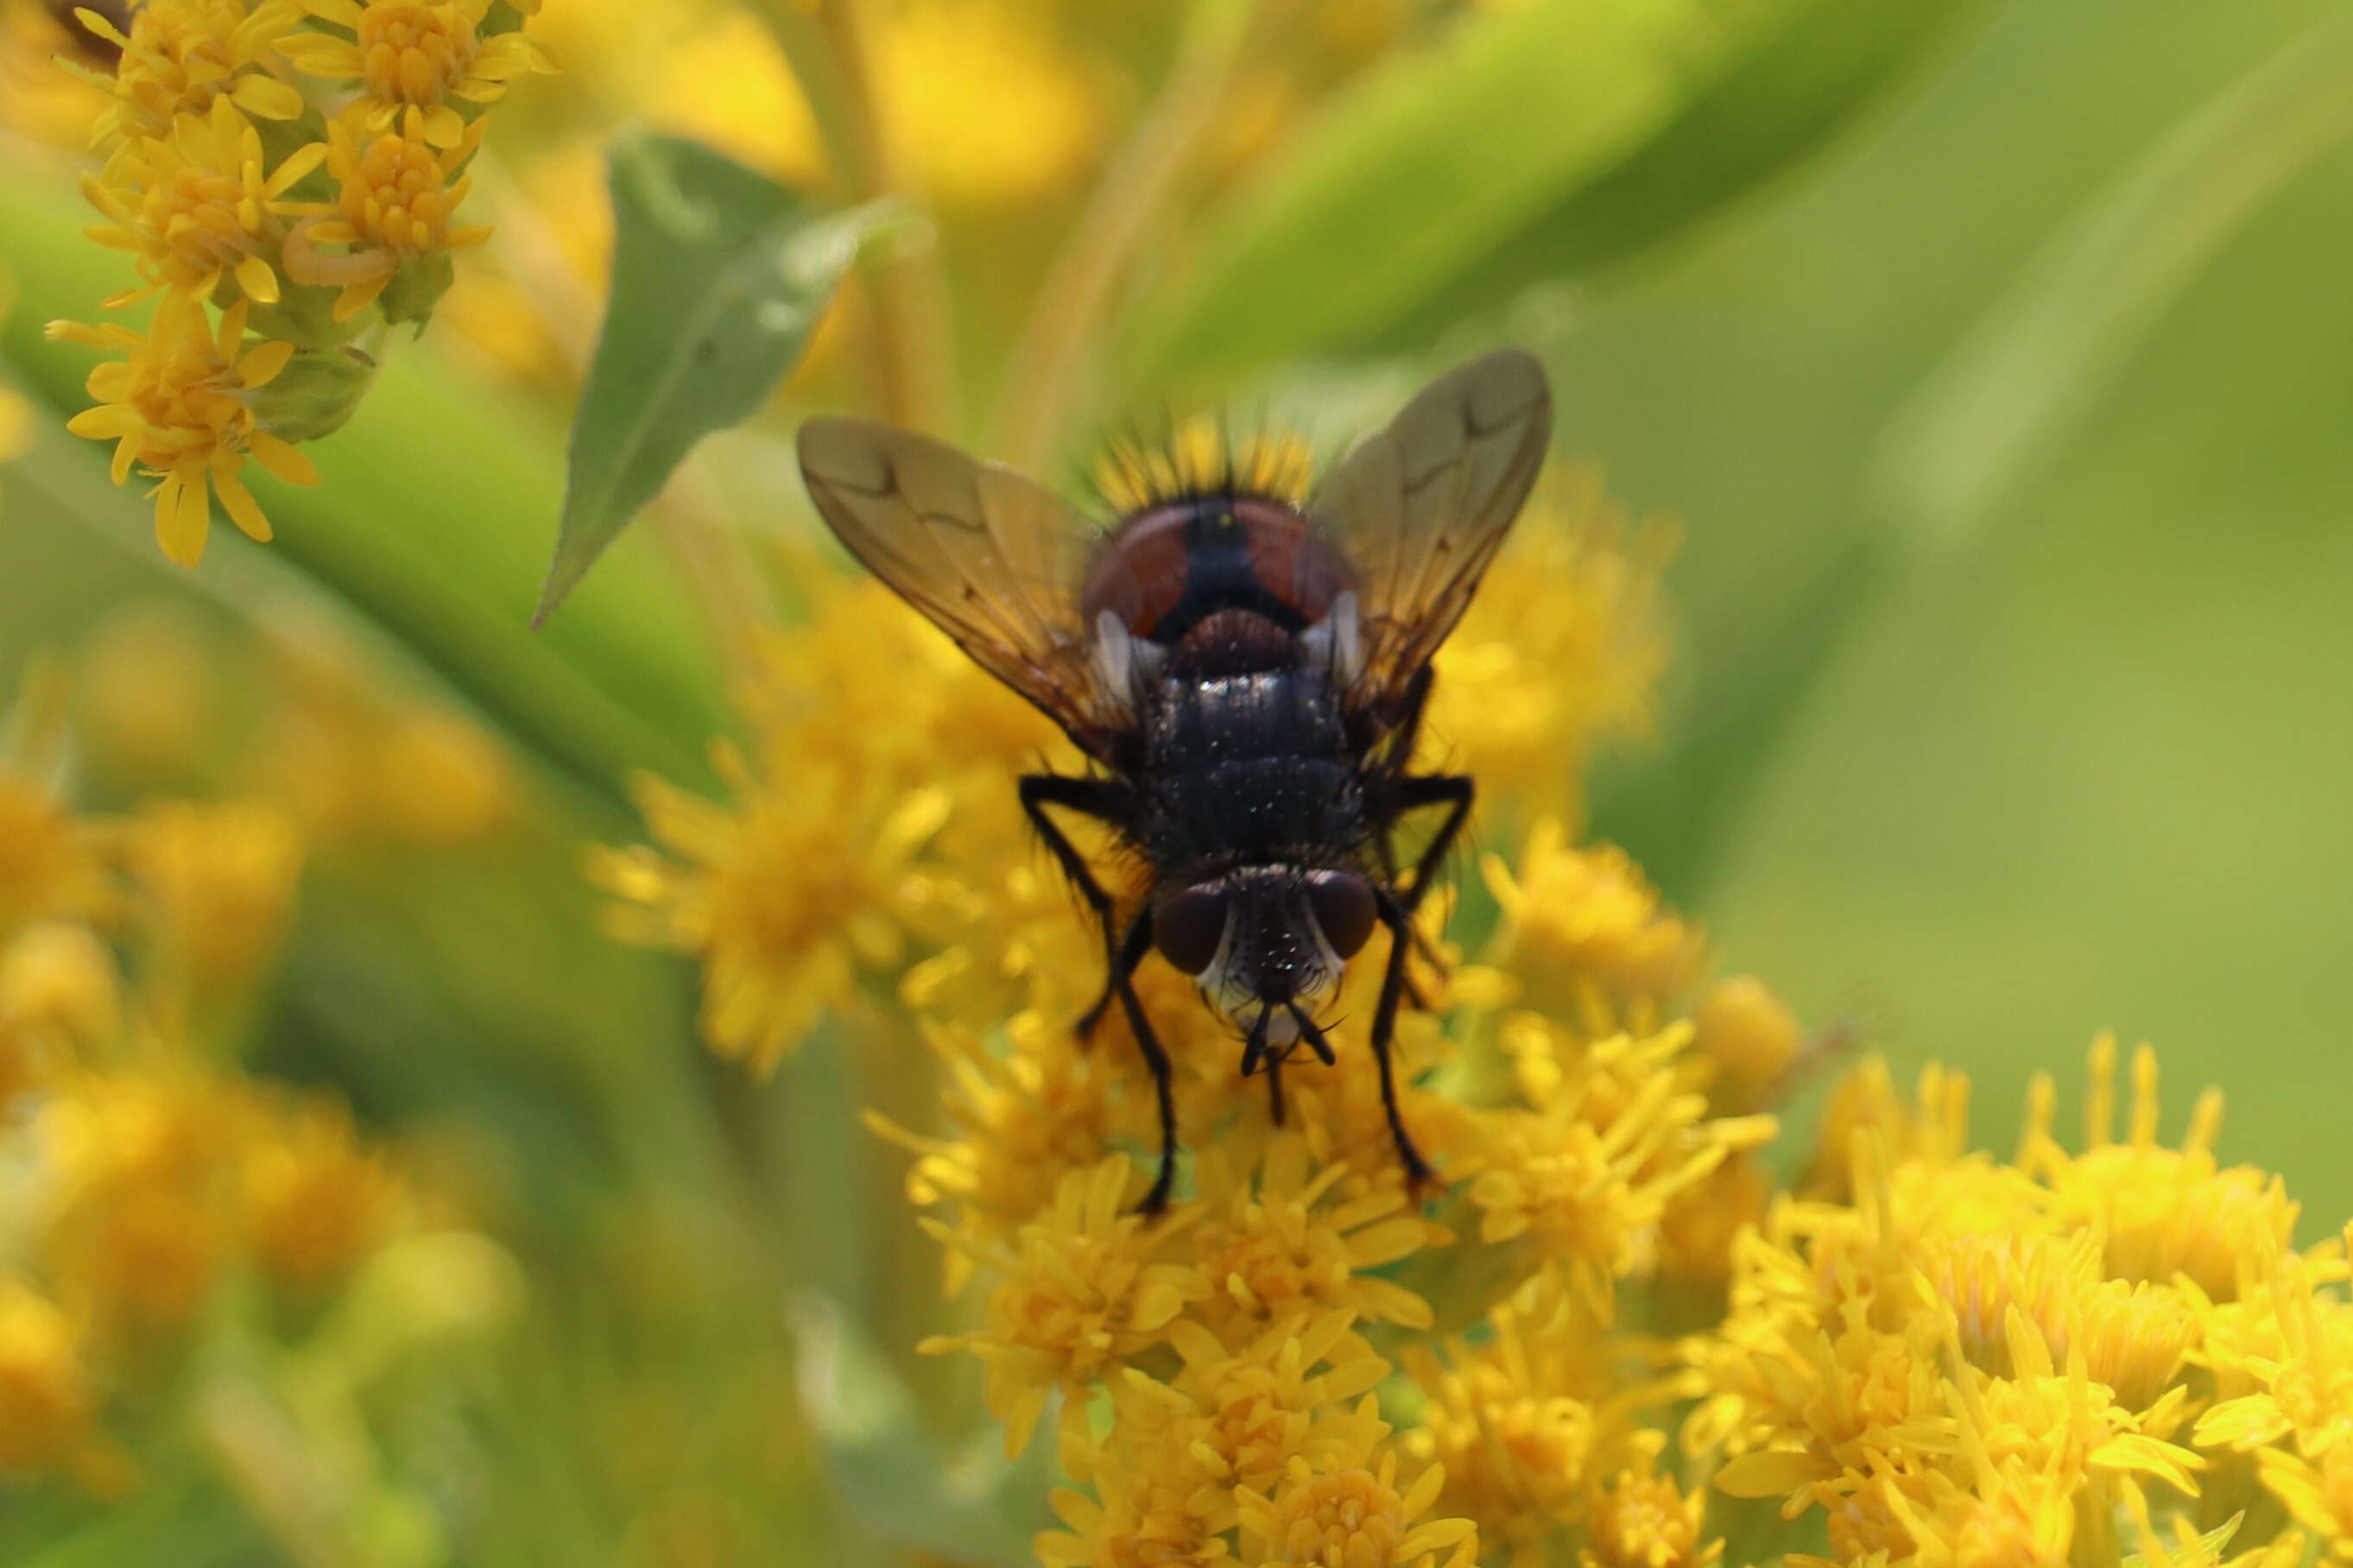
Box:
[797,417,1117,755]
[1311,350,1553,721]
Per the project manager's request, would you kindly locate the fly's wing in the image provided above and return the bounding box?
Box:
[797,417,1118,756]
[1310,350,1553,726]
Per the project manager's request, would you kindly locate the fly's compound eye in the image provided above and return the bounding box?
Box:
[1302,870,1377,960]
[1154,884,1230,976]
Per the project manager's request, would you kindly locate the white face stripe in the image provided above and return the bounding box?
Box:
[1193,871,1350,1042]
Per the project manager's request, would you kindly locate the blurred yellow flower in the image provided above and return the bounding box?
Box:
[242,1094,404,1293]
[50,300,317,566]
[1433,474,1671,816]
[0,923,123,1100]
[275,0,551,149]
[0,1280,117,1487]
[38,1065,251,1332]
[591,754,941,1072]
[879,0,1103,206]
[0,768,111,940]
[124,797,304,1016]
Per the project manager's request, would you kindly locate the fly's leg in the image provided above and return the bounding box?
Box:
[1019,774,1176,1213]
[1374,773,1475,1010]
[1104,907,1180,1213]
[1389,774,1474,915]
[1264,1047,1285,1127]
[1371,887,1439,1194]
[1018,774,1130,1043]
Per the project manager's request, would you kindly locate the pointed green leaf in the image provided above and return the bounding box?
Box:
[540,132,872,625]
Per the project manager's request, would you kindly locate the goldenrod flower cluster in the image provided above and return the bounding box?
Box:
[0,659,516,1503]
[47,0,549,566]
[598,442,2353,1568]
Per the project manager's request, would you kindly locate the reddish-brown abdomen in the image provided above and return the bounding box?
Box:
[1081,497,1354,640]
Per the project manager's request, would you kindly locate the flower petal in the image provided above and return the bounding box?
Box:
[212,459,274,543]
[247,431,319,487]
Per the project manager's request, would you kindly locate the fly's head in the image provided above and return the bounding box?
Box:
[1152,866,1379,1065]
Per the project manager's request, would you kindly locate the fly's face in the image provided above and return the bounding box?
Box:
[1152,868,1378,1065]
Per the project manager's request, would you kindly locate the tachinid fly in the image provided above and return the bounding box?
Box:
[796,351,1553,1211]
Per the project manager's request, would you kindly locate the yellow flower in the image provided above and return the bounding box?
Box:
[2197,1243,2353,1459]
[920,1156,1210,1457]
[2257,1444,2353,1559]
[1481,819,1706,1021]
[281,104,490,321]
[591,749,946,1072]
[1186,1135,1441,1338]
[1405,1274,1673,1568]
[1042,1310,1393,1567]
[73,0,305,149]
[1235,1396,1477,1568]
[2023,1036,2297,1302]
[1463,1023,1762,1288]
[1580,1445,1723,1568]
[275,0,551,149]
[50,300,317,566]
[81,94,326,320]
[866,1013,1119,1283]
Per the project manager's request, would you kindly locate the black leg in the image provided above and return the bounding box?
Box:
[1387,773,1474,915]
[1019,774,1131,1041]
[1020,775,1177,1213]
[1099,908,1180,1213]
[1370,888,1437,1192]
[1368,772,1474,1010]
[1264,1046,1285,1126]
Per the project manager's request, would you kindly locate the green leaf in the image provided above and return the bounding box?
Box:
[540,131,874,626]
[1388,0,1986,350]
[1117,0,1982,389]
